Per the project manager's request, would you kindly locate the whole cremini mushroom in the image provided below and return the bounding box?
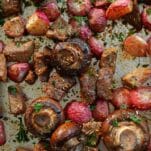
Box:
[50,121,81,151]
[101,109,150,151]
[24,97,64,136]
[53,38,92,75]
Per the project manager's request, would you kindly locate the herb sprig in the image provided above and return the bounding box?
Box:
[34,103,43,112]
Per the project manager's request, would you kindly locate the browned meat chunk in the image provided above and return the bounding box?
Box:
[33,52,48,76]
[3,16,25,38]
[43,70,76,101]
[97,68,114,100]
[80,68,98,104]
[0,54,7,82]
[25,70,37,85]
[99,47,117,71]
[4,41,34,62]
[46,17,74,41]
[8,85,27,115]
[122,67,151,87]
[33,141,50,151]
[1,0,21,17]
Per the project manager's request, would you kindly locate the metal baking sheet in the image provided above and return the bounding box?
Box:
[0,2,151,151]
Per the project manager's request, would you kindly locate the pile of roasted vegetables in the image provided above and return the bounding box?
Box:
[0,0,151,150]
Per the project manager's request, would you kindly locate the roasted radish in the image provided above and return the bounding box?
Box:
[88,8,107,33]
[147,36,151,55]
[92,99,109,121]
[0,121,6,146]
[8,63,30,83]
[130,87,151,110]
[94,0,110,7]
[0,41,4,53]
[88,36,104,57]
[79,25,92,41]
[142,7,151,31]
[106,0,133,20]
[26,11,49,36]
[65,101,92,124]
[112,88,131,108]
[39,1,60,21]
[124,34,148,57]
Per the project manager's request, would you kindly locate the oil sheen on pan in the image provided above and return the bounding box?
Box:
[0,0,151,151]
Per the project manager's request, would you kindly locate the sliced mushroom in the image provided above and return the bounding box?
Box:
[50,121,81,151]
[53,38,92,75]
[24,97,64,136]
[101,110,150,151]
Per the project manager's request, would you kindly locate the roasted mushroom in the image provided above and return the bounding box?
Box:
[24,97,64,136]
[50,121,81,151]
[101,109,150,151]
[1,0,21,17]
[53,38,92,75]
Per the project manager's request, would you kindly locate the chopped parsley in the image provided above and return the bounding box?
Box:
[34,103,43,112]
[73,16,88,25]
[130,115,141,124]
[90,105,96,111]
[128,28,136,36]
[86,133,98,147]
[107,0,115,3]
[8,86,17,95]
[52,80,56,87]
[16,118,29,143]
[117,33,125,42]
[0,18,5,26]
[63,98,68,102]
[120,104,127,109]
[112,119,119,127]
[146,8,151,15]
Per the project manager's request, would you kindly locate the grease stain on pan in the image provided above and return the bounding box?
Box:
[0,3,151,151]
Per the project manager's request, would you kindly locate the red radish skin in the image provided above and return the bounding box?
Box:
[94,0,110,7]
[0,41,4,53]
[106,0,133,20]
[88,36,104,57]
[92,99,109,121]
[142,7,151,31]
[8,63,30,83]
[26,11,50,36]
[67,0,92,16]
[124,34,148,57]
[65,101,92,124]
[112,88,131,108]
[0,121,6,146]
[79,26,92,41]
[147,36,151,56]
[39,2,60,21]
[88,8,107,33]
[130,87,151,110]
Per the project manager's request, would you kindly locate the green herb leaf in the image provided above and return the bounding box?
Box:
[73,16,88,25]
[120,104,127,109]
[63,98,68,102]
[8,86,17,95]
[86,133,98,147]
[34,103,43,112]
[146,8,151,15]
[52,80,56,87]
[130,115,141,124]
[128,28,136,36]
[90,105,96,111]
[112,119,118,127]
[117,33,125,42]
[16,118,29,143]
[0,18,5,26]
